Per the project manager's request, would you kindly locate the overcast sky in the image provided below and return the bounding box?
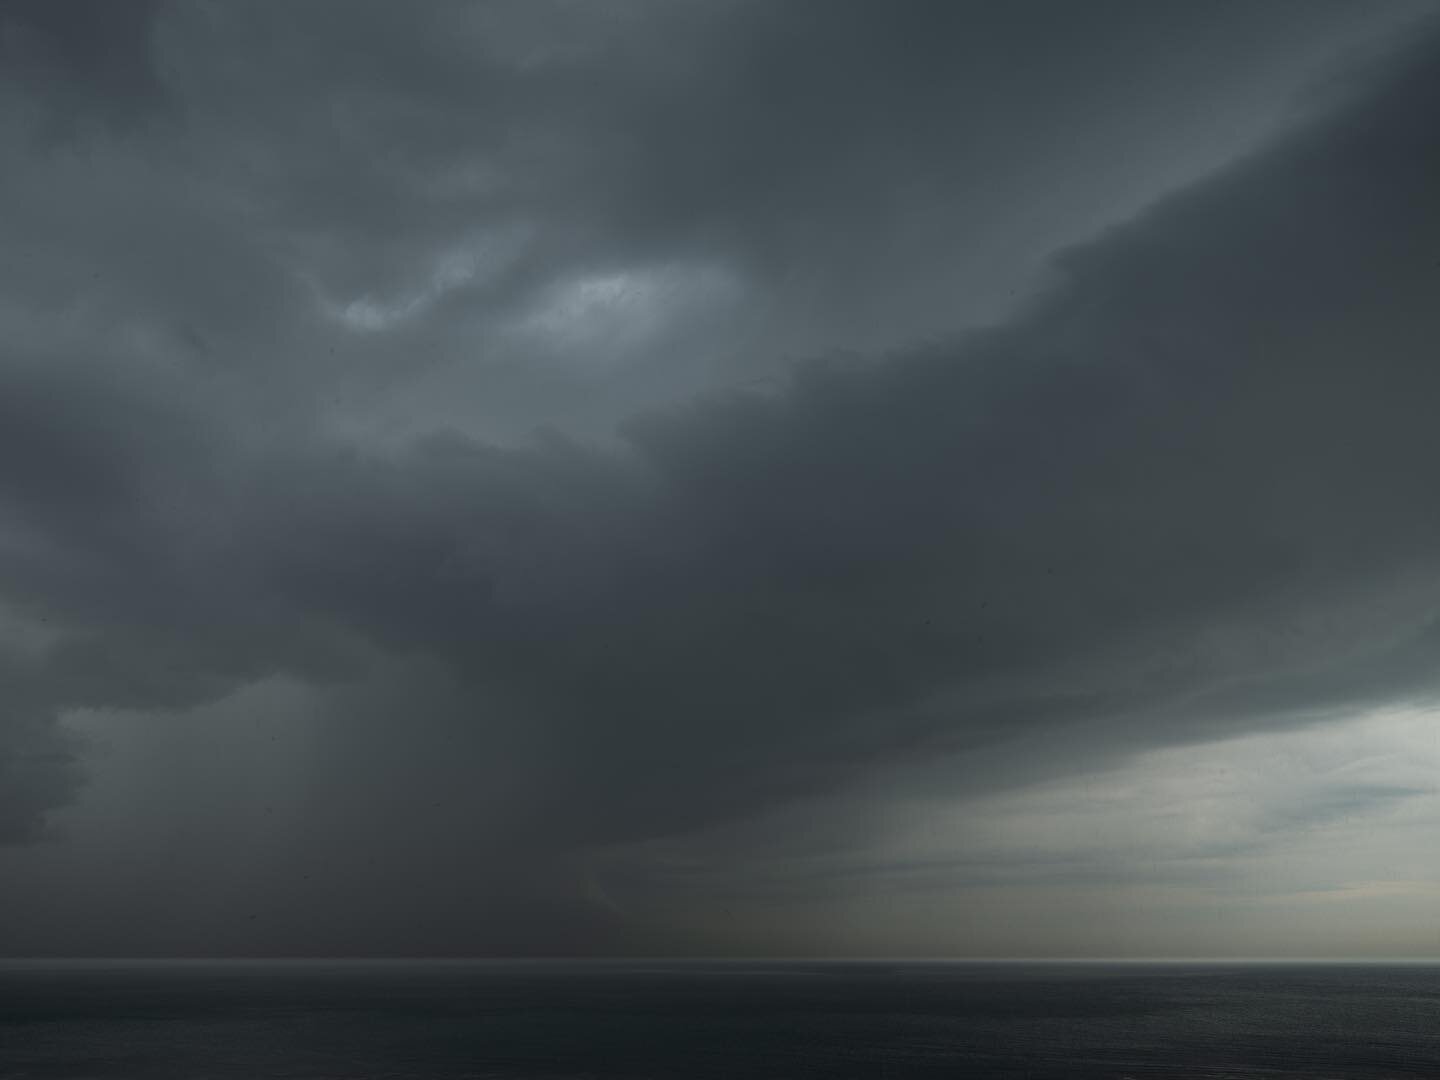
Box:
[2,0,1439,959]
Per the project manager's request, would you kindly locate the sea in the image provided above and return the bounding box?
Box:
[1,959,1436,1078]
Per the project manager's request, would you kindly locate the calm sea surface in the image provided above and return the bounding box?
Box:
[1,960,1436,1078]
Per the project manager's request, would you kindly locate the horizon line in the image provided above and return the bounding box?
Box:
[4,955,1439,965]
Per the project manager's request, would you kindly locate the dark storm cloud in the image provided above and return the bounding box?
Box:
[249,22,1440,856]
[33,0,1400,442]
[1,0,1438,950]
[0,0,170,131]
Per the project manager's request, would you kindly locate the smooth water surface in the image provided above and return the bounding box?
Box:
[1,959,1436,1078]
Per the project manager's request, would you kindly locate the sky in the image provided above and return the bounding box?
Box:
[1,0,1439,960]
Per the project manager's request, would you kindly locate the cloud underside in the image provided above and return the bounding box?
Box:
[0,1,1439,951]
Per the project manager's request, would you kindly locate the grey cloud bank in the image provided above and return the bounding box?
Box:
[1,1,1438,957]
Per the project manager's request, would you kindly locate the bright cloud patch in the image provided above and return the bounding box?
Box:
[596,705,1440,956]
[317,231,529,334]
[513,262,741,362]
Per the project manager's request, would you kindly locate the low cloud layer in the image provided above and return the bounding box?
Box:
[593,704,1440,957]
[2,1,1439,955]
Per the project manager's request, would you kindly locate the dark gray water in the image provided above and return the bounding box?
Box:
[1,960,1436,1078]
